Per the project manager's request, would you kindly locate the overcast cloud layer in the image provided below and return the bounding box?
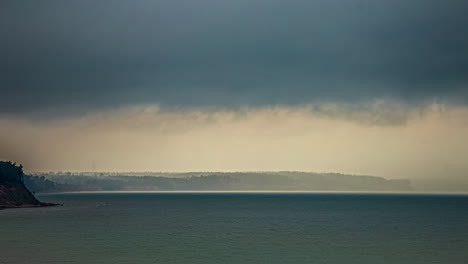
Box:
[1,1,468,190]
[2,0,468,115]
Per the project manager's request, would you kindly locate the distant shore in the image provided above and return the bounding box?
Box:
[39,190,468,196]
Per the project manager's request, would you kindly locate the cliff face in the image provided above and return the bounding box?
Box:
[0,161,56,209]
[0,182,42,208]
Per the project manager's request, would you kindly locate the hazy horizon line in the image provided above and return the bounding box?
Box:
[42,190,468,195]
[26,170,392,177]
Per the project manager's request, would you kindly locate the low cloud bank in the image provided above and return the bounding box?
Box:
[1,102,468,191]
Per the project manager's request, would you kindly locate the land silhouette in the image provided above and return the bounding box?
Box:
[0,161,57,209]
[25,171,412,193]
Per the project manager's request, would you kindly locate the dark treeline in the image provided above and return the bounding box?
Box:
[0,161,24,183]
[26,171,412,193]
[23,175,73,193]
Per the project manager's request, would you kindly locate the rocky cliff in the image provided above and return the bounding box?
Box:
[0,161,56,209]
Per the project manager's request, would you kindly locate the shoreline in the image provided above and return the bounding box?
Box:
[0,202,61,210]
[38,190,468,196]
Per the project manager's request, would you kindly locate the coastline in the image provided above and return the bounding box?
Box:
[0,202,61,210]
[39,190,468,195]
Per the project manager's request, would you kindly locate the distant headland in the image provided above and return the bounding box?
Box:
[24,171,412,193]
[0,161,58,209]
[2,160,413,198]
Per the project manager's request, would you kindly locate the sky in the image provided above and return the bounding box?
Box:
[1,0,468,191]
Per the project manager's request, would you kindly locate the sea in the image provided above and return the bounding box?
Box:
[1,192,468,264]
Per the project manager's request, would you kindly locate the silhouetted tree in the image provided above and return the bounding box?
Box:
[0,161,25,183]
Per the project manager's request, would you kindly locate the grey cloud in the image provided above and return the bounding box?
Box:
[1,0,468,116]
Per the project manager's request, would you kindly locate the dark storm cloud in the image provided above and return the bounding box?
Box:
[1,0,468,115]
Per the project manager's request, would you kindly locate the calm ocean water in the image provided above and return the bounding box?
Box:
[1,192,468,264]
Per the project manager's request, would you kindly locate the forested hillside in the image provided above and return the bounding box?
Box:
[27,171,412,193]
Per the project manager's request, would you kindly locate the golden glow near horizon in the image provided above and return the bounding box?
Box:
[1,103,468,191]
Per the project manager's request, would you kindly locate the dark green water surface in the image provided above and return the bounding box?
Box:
[1,192,468,264]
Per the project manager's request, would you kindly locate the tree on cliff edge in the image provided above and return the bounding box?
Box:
[0,161,25,183]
